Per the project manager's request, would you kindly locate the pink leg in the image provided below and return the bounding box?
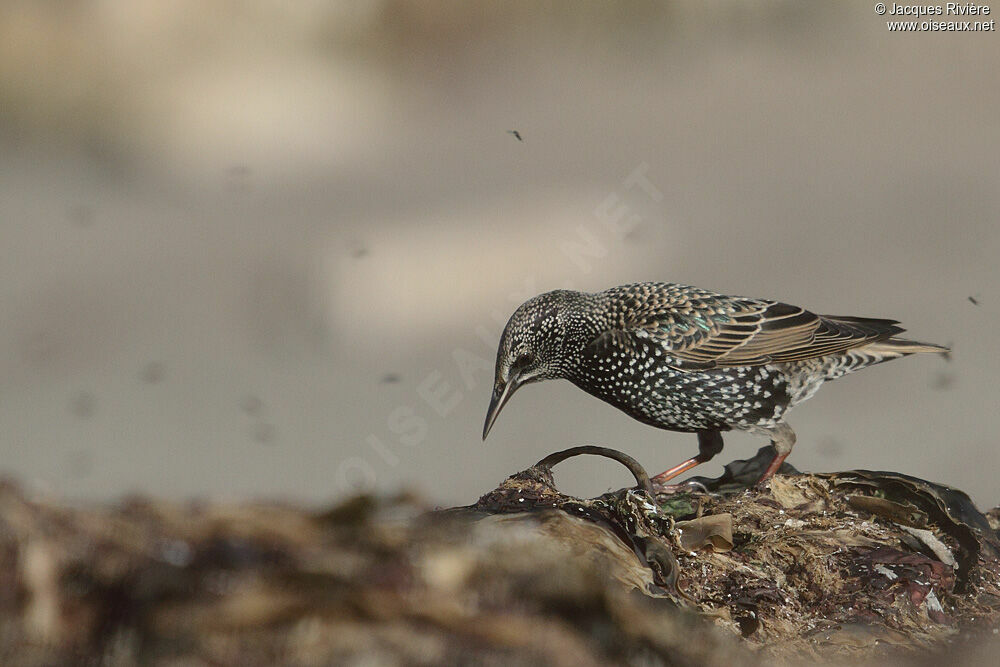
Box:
[756,451,789,485]
[650,431,724,489]
[755,422,796,486]
[651,456,703,485]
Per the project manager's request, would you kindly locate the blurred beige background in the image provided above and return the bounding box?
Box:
[0,1,996,507]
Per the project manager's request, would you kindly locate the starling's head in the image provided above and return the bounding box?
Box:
[482,290,590,439]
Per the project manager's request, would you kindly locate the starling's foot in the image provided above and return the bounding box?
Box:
[652,479,709,496]
[754,451,790,488]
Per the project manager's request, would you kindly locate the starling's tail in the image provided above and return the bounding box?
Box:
[804,338,951,388]
[863,338,950,358]
[819,337,949,383]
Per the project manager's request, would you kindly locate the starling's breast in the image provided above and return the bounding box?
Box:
[570,341,792,432]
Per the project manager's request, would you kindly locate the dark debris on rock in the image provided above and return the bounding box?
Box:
[0,445,998,665]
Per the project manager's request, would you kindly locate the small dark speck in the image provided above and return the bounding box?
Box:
[226,165,252,191]
[70,391,96,419]
[931,372,956,391]
[817,437,843,460]
[348,241,369,259]
[240,394,263,415]
[139,361,165,384]
[507,130,523,141]
[65,449,94,478]
[623,222,644,243]
[68,205,95,227]
[381,373,401,384]
[253,423,276,444]
[968,295,980,306]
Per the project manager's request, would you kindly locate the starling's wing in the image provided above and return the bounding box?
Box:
[590,286,904,368]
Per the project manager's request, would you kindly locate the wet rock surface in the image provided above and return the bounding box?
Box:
[472,446,1000,663]
[0,447,998,665]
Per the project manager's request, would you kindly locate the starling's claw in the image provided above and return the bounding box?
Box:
[652,479,710,496]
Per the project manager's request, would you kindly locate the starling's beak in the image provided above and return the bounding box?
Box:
[482,372,523,440]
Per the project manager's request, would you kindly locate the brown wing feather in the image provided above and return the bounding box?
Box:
[674,305,904,367]
[595,286,904,368]
[721,309,904,365]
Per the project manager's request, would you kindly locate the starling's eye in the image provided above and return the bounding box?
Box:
[513,353,533,369]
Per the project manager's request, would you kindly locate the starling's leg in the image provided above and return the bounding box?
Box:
[651,430,724,486]
[756,422,797,485]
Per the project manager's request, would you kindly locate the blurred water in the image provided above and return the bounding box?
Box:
[0,2,997,505]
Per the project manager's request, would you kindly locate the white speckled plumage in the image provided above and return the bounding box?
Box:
[483,282,948,484]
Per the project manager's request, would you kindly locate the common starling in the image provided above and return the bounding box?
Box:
[482,282,948,486]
